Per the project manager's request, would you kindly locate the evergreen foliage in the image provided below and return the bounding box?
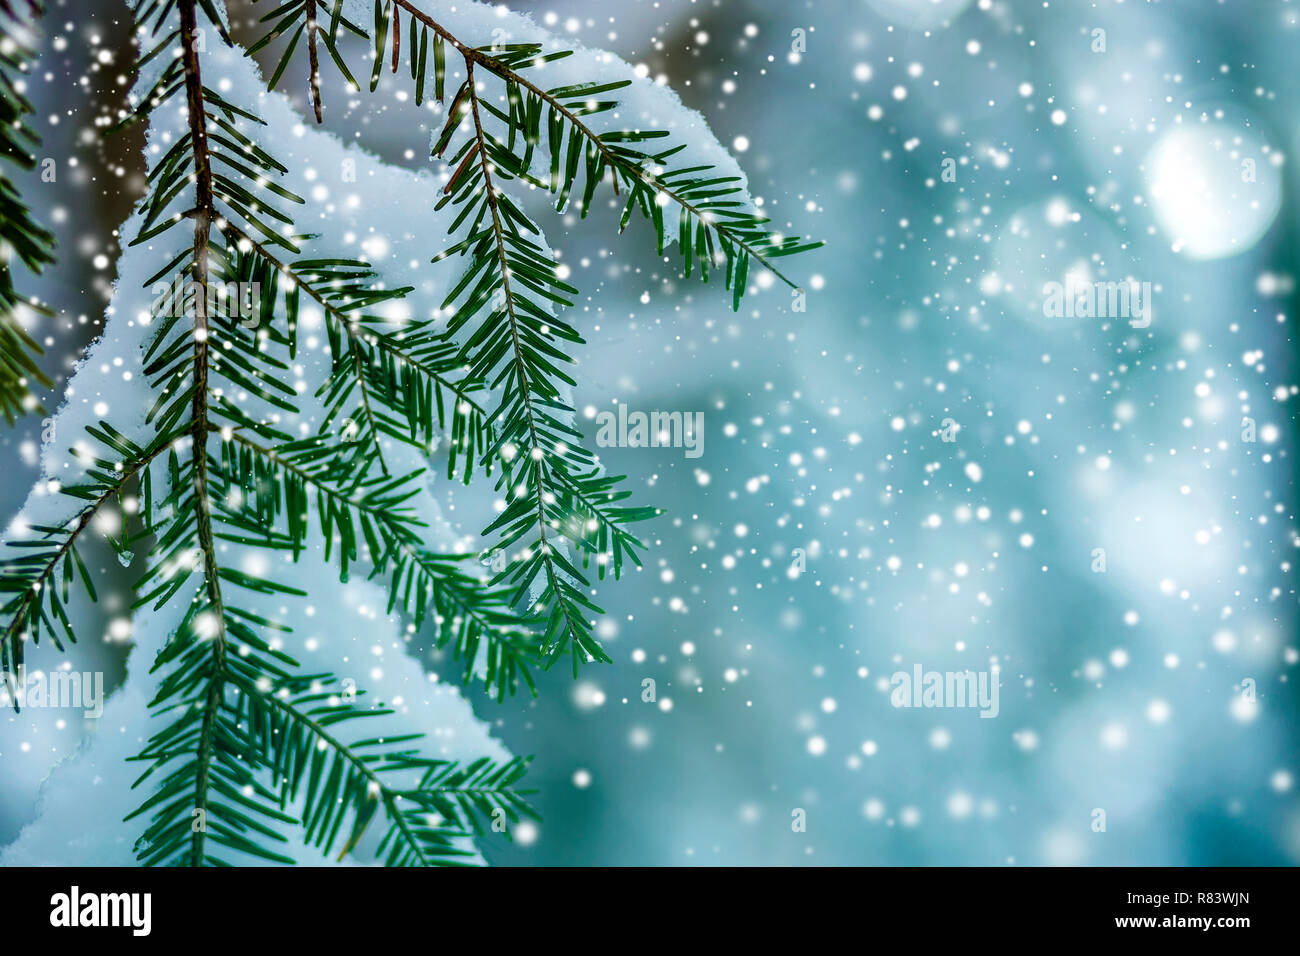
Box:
[0,0,56,423]
[0,0,818,866]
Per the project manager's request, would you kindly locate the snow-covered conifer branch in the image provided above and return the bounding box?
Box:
[250,0,819,672]
[0,0,818,867]
[0,1,56,422]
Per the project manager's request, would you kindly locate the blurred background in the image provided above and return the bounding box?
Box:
[2,0,1298,865]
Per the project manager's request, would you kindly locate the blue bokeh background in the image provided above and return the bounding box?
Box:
[3,0,1298,865]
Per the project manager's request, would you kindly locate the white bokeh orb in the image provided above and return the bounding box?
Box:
[1144,124,1282,259]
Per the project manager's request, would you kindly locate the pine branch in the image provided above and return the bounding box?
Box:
[235,673,456,866]
[176,0,228,868]
[215,426,541,700]
[212,219,493,484]
[0,423,172,682]
[390,0,818,292]
[262,0,822,301]
[121,0,315,867]
[0,1,56,423]
[305,0,323,122]
[246,0,819,671]
[230,675,534,863]
[450,57,602,670]
[126,600,302,867]
[431,55,661,671]
[129,655,534,865]
[114,4,541,866]
[5,0,822,867]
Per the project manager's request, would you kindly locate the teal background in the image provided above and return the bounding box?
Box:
[3,0,1298,865]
